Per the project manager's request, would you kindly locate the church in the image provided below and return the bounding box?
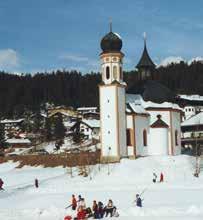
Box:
[99,26,182,162]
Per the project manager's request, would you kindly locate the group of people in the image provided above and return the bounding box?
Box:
[67,194,118,220]
[152,172,164,183]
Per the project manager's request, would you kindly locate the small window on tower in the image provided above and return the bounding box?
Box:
[106,66,110,79]
[120,67,123,80]
[113,66,117,80]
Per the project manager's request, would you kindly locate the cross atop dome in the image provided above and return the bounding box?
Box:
[100,22,123,53]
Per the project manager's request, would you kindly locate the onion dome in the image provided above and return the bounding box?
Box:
[100,22,122,53]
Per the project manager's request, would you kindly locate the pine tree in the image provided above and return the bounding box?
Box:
[72,119,85,144]
[33,111,42,133]
[54,114,66,140]
[45,118,52,141]
[0,124,6,149]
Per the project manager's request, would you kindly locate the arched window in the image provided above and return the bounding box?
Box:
[126,129,132,146]
[106,66,110,79]
[113,66,117,80]
[175,130,178,146]
[143,129,147,146]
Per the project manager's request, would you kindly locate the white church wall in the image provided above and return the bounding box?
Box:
[134,115,149,156]
[117,86,127,157]
[171,111,181,155]
[148,128,169,155]
[100,86,118,157]
[147,110,172,154]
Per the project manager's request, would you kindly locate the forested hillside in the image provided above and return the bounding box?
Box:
[0,61,203,118]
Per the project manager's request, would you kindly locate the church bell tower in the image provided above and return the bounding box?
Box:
[99,23,127,162]
[136,33,156,81]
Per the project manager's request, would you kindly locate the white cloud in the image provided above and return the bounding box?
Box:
[188,57,203,65]
[0,49,20,71]
[59,54,89,62]
[159,56,184,67]
[159,56,203,67]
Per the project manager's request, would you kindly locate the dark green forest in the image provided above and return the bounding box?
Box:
[0,61,203,118]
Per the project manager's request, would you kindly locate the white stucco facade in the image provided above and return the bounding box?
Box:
[125,105,182,157]
[134,116,149,156]
[148,127,169,155]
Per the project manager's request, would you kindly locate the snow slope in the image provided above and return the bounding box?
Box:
[0,155,203,220]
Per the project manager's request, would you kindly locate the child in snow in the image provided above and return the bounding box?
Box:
[160,172,164,182]
[0,178,4,190]
[104,199,115,217]
[35,178,39,188]
[92,200,98,218]
[78,195,82,202]
[153,173,157,183]
[78,198,86,211]
[135,194,142,207]
[76,206,87,220]
[72,194,77,210]
[97,201,104,218]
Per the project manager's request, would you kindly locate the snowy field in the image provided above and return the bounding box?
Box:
[0,155,203,220]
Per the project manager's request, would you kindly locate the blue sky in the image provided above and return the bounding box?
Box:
[0,0,203,73]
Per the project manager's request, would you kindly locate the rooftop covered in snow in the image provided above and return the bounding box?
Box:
[0,119,24,124]
[126,94,182,111]
[181,112,203,127]
[6,138,31,144]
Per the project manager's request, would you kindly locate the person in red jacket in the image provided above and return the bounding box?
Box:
[0,178,4,190]
[77,206,86,220]
[160,172,164,182]
[72,194,77,210]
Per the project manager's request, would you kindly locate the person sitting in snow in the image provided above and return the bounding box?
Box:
[135,194,142,207]
[104,199,116,217]
[0,178,4,190]
[153,172,157,183]
[72,194,77,210]
[92,200,98,218]
[78,198,86,211]
[97,201,104,218]
[75,206,87,220]
[160,172,164,182]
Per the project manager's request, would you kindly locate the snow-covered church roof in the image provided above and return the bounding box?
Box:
[181,112,203,126]
[178,94,203,102]
[126,103,149,115]
[126,94,182,110]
